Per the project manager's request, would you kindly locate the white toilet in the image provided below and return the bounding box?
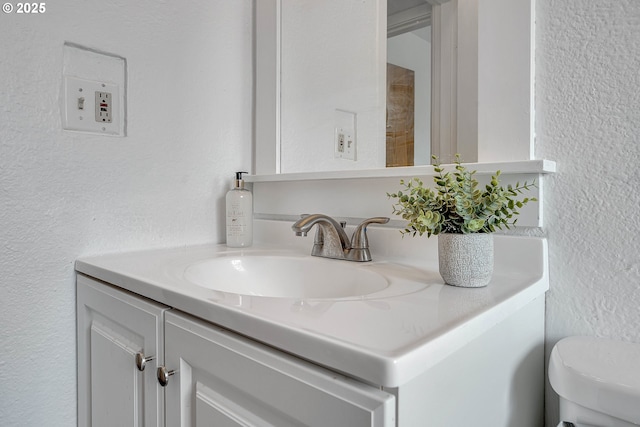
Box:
[549,336,640,427]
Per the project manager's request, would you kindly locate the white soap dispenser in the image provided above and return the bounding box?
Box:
[226,171,253,247]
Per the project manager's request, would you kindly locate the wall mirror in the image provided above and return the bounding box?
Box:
[255,0,535,176]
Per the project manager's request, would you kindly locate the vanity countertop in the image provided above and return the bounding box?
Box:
[75,235,548,388]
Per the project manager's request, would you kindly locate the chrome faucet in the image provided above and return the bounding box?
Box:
[292,214,389,261]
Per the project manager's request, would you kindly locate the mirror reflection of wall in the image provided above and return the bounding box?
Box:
[277,0,435,174]
[386,0,432,167]
[280,0,385,174]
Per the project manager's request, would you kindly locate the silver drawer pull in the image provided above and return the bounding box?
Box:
[157,366,176,387]
[135,352,155,372]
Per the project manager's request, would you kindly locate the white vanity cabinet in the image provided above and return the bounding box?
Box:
[77,275,396,427]
[76,236,548,426]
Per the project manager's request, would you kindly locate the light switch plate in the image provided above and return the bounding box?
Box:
[63,76,121,135]
[334,109,357,161]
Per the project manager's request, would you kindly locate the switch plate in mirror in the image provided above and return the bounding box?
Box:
[334,109,356,161]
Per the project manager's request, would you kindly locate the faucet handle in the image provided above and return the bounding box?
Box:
[351,217,390,249]
[345,217,389,262]
[359,217,390,226]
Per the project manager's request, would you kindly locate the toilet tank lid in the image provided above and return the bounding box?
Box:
[549,336,640,425]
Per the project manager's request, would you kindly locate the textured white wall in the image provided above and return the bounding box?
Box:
[0,1,252,425]
[536,0,640,424]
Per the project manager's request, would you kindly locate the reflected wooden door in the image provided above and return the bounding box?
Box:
[386,63,415,167]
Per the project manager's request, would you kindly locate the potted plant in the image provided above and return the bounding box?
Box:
[388,155,537,287]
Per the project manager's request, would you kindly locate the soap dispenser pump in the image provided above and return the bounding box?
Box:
[226,171,253,247]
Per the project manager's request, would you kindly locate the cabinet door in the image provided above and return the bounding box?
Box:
[163,311,395,427]
[77,275,168,427]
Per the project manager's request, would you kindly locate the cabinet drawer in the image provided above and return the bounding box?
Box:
[164,311,396,426]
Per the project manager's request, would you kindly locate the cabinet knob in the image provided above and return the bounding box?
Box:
[157,366,176,387]
[135,352,155,372]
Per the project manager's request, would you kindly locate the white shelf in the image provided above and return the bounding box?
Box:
[245,159,556,183]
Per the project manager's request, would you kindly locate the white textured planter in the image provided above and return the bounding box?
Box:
[438,233,494,288]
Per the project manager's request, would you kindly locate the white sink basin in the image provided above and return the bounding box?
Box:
[184,254,389,299]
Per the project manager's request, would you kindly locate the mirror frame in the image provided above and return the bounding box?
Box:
[255,0,534,177]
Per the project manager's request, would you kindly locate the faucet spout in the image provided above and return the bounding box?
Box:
[292,214,351,260]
